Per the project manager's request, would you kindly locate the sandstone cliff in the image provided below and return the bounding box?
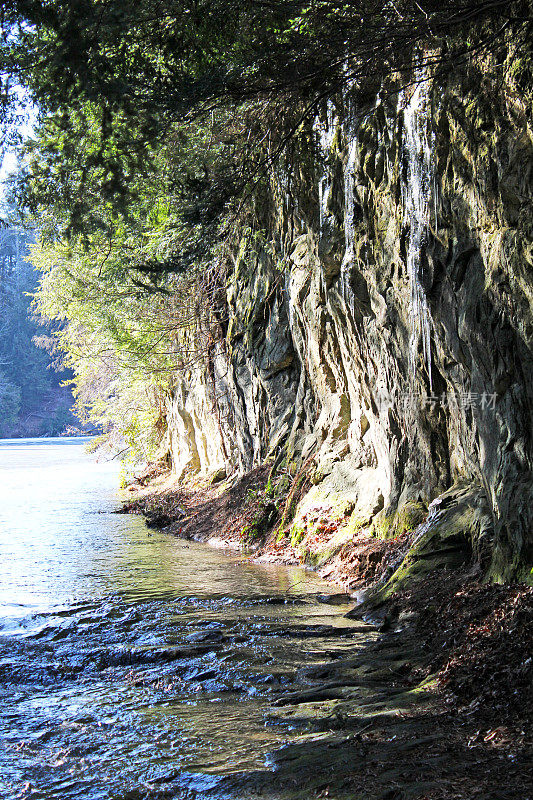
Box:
[165,46,533,585]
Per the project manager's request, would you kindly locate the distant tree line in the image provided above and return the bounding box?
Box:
[0,222,71,436]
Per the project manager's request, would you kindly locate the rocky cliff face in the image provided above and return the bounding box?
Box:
[166,49,533,584]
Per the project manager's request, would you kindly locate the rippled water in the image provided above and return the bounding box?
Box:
[0,439,365,800]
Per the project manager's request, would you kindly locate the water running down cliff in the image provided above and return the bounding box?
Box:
[400,78,434,389]
[316,101,337,233]
[157,52,532,583]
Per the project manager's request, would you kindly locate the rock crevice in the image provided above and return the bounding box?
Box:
[166,54,533,583]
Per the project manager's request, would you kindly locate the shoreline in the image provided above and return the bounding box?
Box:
[120,466,409,597]
[117,467,533,798]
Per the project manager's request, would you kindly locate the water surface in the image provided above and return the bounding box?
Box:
[0,438,361,799]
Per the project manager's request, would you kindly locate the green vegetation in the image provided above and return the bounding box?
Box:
[371,502,427,540]
[2,2,523,233]
[0,223,59,435]
[27,113,234,458]
[0,1,526,454]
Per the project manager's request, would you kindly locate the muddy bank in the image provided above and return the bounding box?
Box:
[120,466,406,590]
[222,624,532,800]
[120,469,533,798]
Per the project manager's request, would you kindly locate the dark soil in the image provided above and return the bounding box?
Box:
[121,467,273,544]
[391,573,533,727]
[321,531,410,589]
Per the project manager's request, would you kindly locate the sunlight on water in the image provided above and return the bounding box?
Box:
[0,438,361,800]
[0,438,321,633]
[0,437,127,628]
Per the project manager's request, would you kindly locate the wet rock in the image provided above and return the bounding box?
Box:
[209,466,227,484]
[186,629,225,644]
[316,593,351,605]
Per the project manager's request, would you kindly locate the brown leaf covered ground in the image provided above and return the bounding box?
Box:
[395,574,533,725]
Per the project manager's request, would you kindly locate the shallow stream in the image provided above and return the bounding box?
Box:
[0,439,370,800]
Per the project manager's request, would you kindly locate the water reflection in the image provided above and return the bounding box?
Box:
[0,438,321,625]
[0,438,358,800]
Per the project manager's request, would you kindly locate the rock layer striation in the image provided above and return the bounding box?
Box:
[166,53,533,584]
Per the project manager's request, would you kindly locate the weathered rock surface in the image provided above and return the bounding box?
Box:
[166,49,533,583]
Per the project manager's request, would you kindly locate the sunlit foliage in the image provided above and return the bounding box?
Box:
[2,0,527,456]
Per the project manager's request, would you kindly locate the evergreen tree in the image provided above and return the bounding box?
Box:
[1,0,528,450]
[0,225,52,414]
[1,1,526,234]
